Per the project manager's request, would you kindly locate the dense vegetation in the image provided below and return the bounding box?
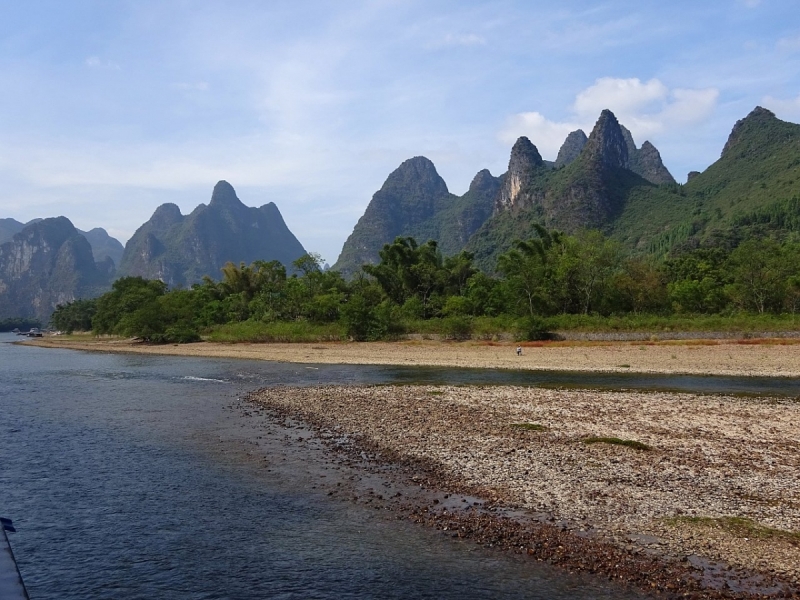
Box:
[51,226,800,343]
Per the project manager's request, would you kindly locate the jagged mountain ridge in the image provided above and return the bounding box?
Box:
[469,106,800,268]
[334,109,677,275]
[0,217,112,321]
[333,157,499,276]
[118,180,307,286]
[552,124,675,185]
[334,106,799,274]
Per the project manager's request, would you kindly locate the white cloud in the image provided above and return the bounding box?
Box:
[573,77,668,117]
[499,112,582,159]
[500,77,719,159]
[762,94,800,120]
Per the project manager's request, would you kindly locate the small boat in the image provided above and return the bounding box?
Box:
[11,328,20,334]
[25,328,43,338]
[1,517,29,599]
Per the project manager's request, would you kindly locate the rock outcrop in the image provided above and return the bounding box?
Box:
[78,227,124,266]
[495,137,544,211]
[620,125,676,185]
[554,130,588,168]
[582,109,629,169]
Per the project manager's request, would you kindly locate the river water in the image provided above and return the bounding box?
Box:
[2,335,795,599]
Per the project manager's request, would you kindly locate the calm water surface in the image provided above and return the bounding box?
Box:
[3,335,792,599]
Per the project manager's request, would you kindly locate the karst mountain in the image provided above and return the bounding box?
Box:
[118,180,307,286]
[335,106,800,273]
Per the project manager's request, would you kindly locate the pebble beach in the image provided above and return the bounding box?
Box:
[248,384,800,598]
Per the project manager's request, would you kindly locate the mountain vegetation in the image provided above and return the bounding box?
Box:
[118,180,307,286]
[72,103,800,342]
[53,224,800,342]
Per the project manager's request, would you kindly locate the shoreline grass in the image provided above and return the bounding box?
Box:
[582,436,651,450]
[511,423,549,431]
[665,516,800,543]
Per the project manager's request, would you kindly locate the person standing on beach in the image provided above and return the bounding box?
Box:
[516,346,522,356]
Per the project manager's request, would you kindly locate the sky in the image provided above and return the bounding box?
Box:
[0,0,799,265]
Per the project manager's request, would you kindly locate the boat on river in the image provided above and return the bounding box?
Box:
[0,518,29,599]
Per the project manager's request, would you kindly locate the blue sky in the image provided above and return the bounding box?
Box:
[1,0,799,264]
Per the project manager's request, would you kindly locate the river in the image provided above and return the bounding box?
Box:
[4,334,794,598]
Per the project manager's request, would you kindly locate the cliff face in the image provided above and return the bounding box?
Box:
[0,217,111,320]
[333,157,498,276]
[118,181,307,286]
[494,137,544,212]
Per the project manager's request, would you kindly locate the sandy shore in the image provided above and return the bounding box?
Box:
[28,336,800,377]
[249,384,800,597]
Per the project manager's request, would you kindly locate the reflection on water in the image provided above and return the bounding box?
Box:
[5,335,790,598]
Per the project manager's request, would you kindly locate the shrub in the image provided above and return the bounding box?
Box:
[441,315,473,340]
[515,316,551,341]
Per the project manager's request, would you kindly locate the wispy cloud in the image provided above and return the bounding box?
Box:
[762,93,800,120]
[500,77,719,159]
[85,56,120,70]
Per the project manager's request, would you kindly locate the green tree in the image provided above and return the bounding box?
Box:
[726,239,788,313]
[93,277,167,334]
[496,226,560,317]
[51,299,98,333]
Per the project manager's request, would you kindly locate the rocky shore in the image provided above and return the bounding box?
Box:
[248,384,800,599]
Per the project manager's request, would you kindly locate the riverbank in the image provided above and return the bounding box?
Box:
[27,336,800,377]
[248,384,800,598]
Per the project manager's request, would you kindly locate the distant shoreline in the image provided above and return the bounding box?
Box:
[27,336,800,378]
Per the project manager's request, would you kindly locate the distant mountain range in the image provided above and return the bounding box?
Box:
[4,106,800,320]
[334,106,800,273]
[0,181,306,319]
